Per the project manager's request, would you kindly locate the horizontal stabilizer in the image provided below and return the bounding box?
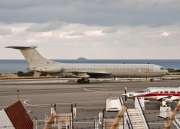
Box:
[6,46,37,49]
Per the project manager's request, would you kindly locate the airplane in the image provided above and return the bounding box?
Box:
[123,87,180,106]
[6,45,169,83]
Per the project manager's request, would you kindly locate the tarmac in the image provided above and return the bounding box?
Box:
[0,78,180,129]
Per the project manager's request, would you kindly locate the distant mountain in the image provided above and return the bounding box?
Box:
[77,57,87,60]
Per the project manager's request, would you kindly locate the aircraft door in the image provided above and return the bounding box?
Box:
[147,65,153,72]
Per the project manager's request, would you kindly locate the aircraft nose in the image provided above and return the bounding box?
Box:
[164,69,169,75]
[122,93,129,97]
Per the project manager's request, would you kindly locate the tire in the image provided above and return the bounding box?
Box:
[150,79,154,82]
[77,79,81,83]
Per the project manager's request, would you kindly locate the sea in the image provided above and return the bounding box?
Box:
[0,59,180,73]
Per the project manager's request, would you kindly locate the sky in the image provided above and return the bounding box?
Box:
[0,0,180,59]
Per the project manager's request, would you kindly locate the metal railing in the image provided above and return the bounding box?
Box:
[119,97,133,129]
[170,109,180,128]
[135,97,150,129]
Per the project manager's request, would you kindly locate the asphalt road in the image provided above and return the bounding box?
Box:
[0,78,180,129]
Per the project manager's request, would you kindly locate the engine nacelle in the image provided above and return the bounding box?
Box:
[36,66,62,73]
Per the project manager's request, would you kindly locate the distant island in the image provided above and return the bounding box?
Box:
[77,57,87,60]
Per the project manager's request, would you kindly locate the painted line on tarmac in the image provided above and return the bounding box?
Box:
[55,101,104,105]
[12,98,28,101]
[24,100,38,106]
[27,110,32,114]
[23,100,104,107]
[73,101,104,104]
[84,88,113,91]
[0,98,29,109]
[84,88,93,92]
[23,100,50,107]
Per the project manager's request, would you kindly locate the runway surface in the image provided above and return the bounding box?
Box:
[0,78,180,129]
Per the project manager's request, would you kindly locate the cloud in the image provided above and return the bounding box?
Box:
[35,32,52,37]
[0,1,180,59]
[102,27,119,34]
[26,22,67,32]
[59,31,82,39]
[161,31,169,36]
[1,22,180,59]
[68,31,84,36]
[84,30,104,37]
[0,0,180,26]
[0,27,12,35]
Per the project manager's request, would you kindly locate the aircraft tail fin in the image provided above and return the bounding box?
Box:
[6,46,58,69]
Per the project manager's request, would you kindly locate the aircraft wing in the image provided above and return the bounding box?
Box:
[70,71,111,78]
[156,96,172,101]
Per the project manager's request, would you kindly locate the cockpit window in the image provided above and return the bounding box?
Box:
[160,67,165,70]
[136,91,145,93]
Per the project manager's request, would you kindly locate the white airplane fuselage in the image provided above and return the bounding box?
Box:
[6,45,169,83]
[124,87,180,102]
[40,63,168,78]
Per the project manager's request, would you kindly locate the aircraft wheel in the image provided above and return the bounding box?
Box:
[150,79,154,82]
[80,79,85,83]
[77,79,89,83]
[77,79,81,83]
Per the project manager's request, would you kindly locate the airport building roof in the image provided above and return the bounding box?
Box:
[0,109,14,129]
[3,100,33,129]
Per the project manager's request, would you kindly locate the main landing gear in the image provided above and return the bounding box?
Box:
[150,78,154,82]
[77,78,90,83]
